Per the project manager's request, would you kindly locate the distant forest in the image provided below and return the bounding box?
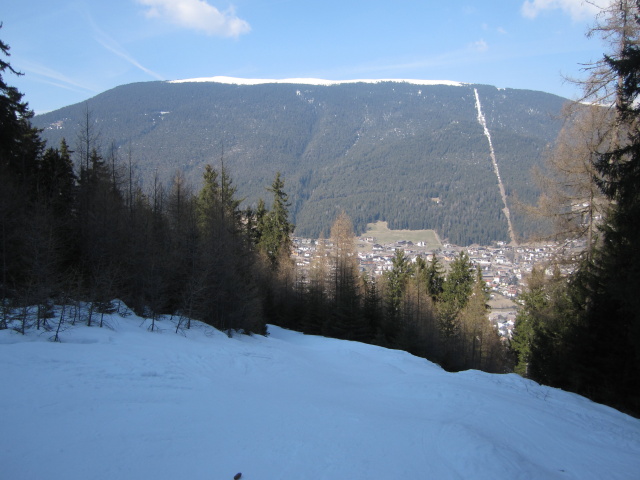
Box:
[34,80,568,245]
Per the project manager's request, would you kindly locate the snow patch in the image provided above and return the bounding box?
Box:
[0,304,638,480]
[168,76,466,87]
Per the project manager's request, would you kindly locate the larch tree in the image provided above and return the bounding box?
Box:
[75,102,100,173]
[303,234,329,335]
[531,104,609,262]
[397,257,438,357]
[458,267,501,371]
[326,211,366,340]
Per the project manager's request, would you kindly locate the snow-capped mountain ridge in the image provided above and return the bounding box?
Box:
[33,78,566,243]
[169,75,466,87]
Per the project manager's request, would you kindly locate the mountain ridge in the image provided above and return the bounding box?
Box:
[33,80,568,244]
[168,76,468,87]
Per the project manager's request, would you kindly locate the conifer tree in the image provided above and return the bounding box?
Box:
[38,140,76,216]
[258,172,294,267]
[195,164,264,334]
[0,29,42,192]
[245,198,267,248]
[165,170,198,313]
[511,266,576,382]
[425,255,445,302]
[197,165,221,235]
[440,251,474,311]
[384,249,414,320]
[437,251,474,369]
[381,249,413,347]
[0,30,45,302]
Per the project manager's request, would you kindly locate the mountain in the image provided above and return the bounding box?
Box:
[33,78,569,244]
[1,303,638,480]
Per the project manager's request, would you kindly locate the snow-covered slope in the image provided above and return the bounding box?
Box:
[168,76,466,87]
[1,306,639,480]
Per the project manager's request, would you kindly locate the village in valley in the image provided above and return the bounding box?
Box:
[292,223,585,339]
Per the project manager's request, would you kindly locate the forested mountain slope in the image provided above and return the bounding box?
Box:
[34,80,567,244]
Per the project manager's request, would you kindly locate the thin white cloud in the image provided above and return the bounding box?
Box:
[96,37,165,80]
[521,0,611,21]
[89,17,165,80]
[471,39,489,52]
[137,0,251,38]
[16,60,98,94]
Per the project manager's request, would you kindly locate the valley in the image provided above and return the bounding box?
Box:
[292,221,583,338]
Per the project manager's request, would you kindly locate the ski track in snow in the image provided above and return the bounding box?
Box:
[474,88,517,245]
[1,306,639,480]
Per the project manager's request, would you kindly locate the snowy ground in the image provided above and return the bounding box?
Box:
[1,304,639,480]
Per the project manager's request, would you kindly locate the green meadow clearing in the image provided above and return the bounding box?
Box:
[361,221,443,250]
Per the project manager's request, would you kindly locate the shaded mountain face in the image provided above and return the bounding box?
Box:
[34,80,567,245]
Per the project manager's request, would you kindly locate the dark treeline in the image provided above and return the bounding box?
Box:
[0,31,509,375]
[0,29,273,335]
[511,1,640,418]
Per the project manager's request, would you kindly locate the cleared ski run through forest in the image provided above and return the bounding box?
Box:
[474,88,517,245]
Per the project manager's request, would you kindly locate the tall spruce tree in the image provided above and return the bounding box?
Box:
[512,266,576,382]
[0,29,42,191]
[258,172,294,267]
[196,164,264,333]
[425,255,445,302]
[0,30,45,302]
[437,251,474,369]
[384,249,414,325]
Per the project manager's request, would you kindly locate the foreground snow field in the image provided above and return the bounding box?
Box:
[1,305,639,480]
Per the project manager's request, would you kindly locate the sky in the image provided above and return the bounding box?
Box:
[1,0,615,114]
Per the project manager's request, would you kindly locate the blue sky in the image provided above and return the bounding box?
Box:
[2,0,613,114]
